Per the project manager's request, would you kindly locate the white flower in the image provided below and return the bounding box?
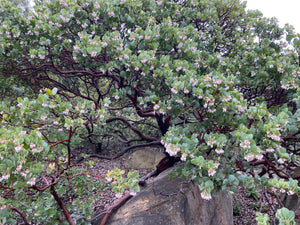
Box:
[176,99,183,104]
[21,170,29,177]
[90,50,97,57]
[115,193,122,198]
[244,153,255,162]
[32,147,42,153]
[108,11,115,17]
[266,148,274,153]
[82,23,88,28]
[165,143,180,156]
[16,163,22,171]
[101,42,108,47]
[15,145,23,152]
[74,45,80,51]
[201,191,212,200]
[189,78,198,86]
[171,88,178,94]
[184,88,189,94]
[63,108,69,115]
[153,104,160,110]
[278,67,284,73]
[27,177,36,186]
[105,177,112,182]
[180,153,187,161]
[0,174,10,181]
[256,154,263,160]
[94,2,100,8]
[207,140,216,148]
[40,115,47,121]
[215,148,224,154]
[208,168,216,177]
[280,188,286,193]
[141,58,148,63]
[240,140,251,149]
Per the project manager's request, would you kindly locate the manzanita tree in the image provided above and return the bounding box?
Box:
[1,0,300,224]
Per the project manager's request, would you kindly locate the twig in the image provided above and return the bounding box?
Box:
[9,206,30,225]
[264,189,277,214]
[2,188,14,198]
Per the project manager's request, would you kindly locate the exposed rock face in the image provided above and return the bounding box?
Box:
[100,167,233,225]
[126,149,165,169]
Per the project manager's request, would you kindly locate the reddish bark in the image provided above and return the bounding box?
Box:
[100,193,132,225]
[50,185,75,225]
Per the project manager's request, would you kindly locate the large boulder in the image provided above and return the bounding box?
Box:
[126,149,165,169]
[96,167,233,225]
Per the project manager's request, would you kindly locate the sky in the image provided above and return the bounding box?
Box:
[246,0,300,33]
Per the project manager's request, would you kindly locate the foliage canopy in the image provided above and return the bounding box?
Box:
[1,0,300,224]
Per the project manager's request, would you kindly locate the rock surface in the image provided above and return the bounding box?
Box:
[126,149,165,169]
[95,167,233,225]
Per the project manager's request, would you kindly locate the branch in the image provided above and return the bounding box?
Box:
[49,139,68,148]
[100,193,132,225]
[50,185,75,225]
[2,188,14,198]
[106,117,158,142]
[283,130,300,140]
[9,206,30,225]
[30,177,58,192]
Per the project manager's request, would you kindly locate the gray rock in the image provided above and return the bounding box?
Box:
[99,167,233,225]
[126,149,165,169]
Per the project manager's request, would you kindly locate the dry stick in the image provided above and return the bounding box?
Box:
[100,193,132,225]
[264,189,277,214]
[50,185,75,225]
[9,206,30,225]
